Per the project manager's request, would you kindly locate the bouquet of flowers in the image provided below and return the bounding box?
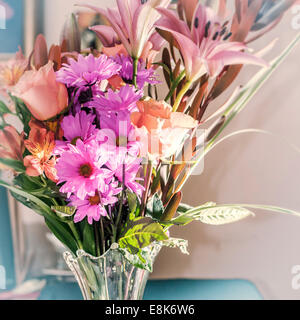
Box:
[0,0,300,300]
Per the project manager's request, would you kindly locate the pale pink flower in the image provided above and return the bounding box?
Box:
[157,3,268,82]
[81,0,171,59]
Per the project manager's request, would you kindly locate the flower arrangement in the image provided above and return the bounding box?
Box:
[0,0,300,299]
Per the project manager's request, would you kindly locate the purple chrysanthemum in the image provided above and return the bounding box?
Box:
[69,181,121,224]
[114,54,159,89]
[56,140,113,200]
[56,54,121,88]
[55,111,98,155]
[89,84,143,113]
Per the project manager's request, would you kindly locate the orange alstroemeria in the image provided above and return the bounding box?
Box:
[131,99,198,159]
[24,121,58,182]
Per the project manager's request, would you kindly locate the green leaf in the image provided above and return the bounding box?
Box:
[0,179,80,254]
[10,191,49,216]
[81,220,96,256]
[189,205,254,225]
[161,192,182,222]
[146,194,164,220]
[0,179,54,216]
[9,95,31,135]
[126,190,140,217]
[52,206,76,220]
[171,203,254,226]
[177,203,193,213]
[0,101,12,115]
[14,174,42,190]
[162,237,189,255]
[45,216,78,254]
[170,202,216,226]
[119,243,161,272]
[118,217,168,254]
[0,158,25,172]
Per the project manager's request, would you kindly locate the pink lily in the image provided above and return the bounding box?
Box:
[80,0,170,59]
[157,3,268,82]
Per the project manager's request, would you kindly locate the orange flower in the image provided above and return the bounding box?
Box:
[23,121,58,182]
[131,99,198,159]
[13,61,68,121]
[0,126,25,169]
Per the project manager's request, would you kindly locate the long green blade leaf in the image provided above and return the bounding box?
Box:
[0,179,53,216]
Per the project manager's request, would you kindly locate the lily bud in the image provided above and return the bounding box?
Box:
[60,13,81,53]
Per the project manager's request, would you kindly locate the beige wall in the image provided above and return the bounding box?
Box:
[22,1,300,299]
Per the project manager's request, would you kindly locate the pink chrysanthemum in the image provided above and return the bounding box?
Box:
[98,112,140,157]
[56,53,121,88]
[113,54,159,89]
[56,140,113,200]
[89,84,143,113]
[69,181,121,224]
[108,154,144,197]
[55,111,98,155]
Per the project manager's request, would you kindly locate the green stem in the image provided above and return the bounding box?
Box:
[93,222,101,256]
[68,221,83,250]
[40,175,48,187]
[172,80,192,112]
[115,163,126,238]
[132,57,139,88]
[165,70,186,102]
[100,219,105,254]
[140,161,153,217]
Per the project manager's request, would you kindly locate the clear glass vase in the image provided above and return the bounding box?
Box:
[63,243,161,300]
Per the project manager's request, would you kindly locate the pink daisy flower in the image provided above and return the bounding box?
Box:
[69,182,122,224]
[56,53,121,88]
[55,111,98,155]
[108,154,144,197]
[89,85,143,113]
[98,112,140,157]
[56,140,113,200]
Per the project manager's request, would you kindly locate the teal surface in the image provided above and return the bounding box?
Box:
[0,186,15,290]
[38,279,262,300]
[144,279,262,300]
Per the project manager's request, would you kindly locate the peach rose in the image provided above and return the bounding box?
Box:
[131,99,198,159]
[14,61,68,121]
